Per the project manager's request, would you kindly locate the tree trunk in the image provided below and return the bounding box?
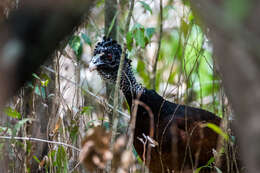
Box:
[190,1,260,172]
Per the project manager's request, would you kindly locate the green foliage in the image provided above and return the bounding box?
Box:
[4,107,21,119]
[159,30,182,62]
[106,11,119,37]
[69,120,79,145]
[154,30,182,90]
[96,0,104,7]
[34,86,46,99]
[180,19,189,38]
[145,27,155,41]
[81,33,92,46]
[33,155,40,164]
[32,73,50,87]
[53,146,69,173]
[26,141,33,157]
[133,26,146,48]
[12,118,33,136]
[127,24,156,50]
[137,59,150,87]
[48,147,70,173]
[32,72,50,99]
[126,31,134,51]
[138,1,153,14]
[69,35,83,61]
[81,106,94,115]
[205,123,229,141]
[215,166,223,173]
[103,121,110,130]
[32,73,41,80]
[195,157,215,173]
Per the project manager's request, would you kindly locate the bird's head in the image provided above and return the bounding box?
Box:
[89,37,128,81]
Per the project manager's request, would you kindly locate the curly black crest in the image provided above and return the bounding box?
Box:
[94,37,122,59]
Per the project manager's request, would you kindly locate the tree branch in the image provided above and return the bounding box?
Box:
[151,0,163,90]
[110,0,135,168]
[0,136,80,152]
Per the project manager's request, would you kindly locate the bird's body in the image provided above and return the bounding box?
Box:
[132,88,220,172]
[90,37,222,172]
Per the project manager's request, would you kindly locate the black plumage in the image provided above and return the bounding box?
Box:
[90,37,221,173]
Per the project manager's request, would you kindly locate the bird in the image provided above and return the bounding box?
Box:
[89,37,222,173]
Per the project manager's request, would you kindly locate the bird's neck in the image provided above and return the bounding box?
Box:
[119,63,144,106]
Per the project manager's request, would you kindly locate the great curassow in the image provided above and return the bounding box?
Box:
[89,37,222,173]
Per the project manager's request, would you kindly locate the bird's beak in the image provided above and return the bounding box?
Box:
[89,61,97,72]
[89,53,104,72]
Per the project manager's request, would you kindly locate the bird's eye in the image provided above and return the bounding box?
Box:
[107,53,112,60]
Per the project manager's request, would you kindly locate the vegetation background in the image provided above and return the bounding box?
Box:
[0,0,250,172]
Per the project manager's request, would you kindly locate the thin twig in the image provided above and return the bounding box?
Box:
[126,94,140,151]
[42,66,130,119]
[110,0,135,150]
[151,0,163,90]
[109,1,135,171]
[134,100,155,167]
[69,161,81,173]
[0,136,81,152]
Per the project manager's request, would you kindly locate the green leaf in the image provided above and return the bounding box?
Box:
[81,106,93,115]
[70,125,79,145]
[34,86,41,96]
[206,157,215,166]
[204,123,229,141]
[97,0,104,7]
[134,28,145,48]
[81,33,92,46]
[126,31,133,51]
[103,121,110,130]
[139,1,152,14]
[145,27,156,40]
[182,0,191,6]
[188,13,194,22]
[33,156,40,164]
[49,150,57,166]
[214,166,223,173]
[137,60,150,87]
[40,86,46,98]
[32,73,41,80]
[132,23,143,30]
[32,73,50,87]
[34,86,46,99]
[106,11,119,37]
[195,157,214,173]
[57,146,68,172]
[69,35,83,60]
[4,107,21,119]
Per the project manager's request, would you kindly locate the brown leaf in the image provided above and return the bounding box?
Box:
[79,126,112,171]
